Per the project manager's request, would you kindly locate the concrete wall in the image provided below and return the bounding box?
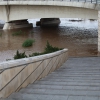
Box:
[0,6,8,21]
[8,5,98,21]
[0,49,68,98]
[0,1,99,22]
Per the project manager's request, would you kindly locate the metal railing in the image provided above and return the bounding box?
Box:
[0,0,100,4]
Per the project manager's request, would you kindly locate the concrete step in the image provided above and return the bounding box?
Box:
[45,74,100,80]
[19,88,100,97]
[33,81,100,86]
[39,78,100,83]
[47,74,100,77]
[8,93,69,100]
[57,67,100,72]
[57,65,100,68]
[51,72,100,74]
[55,69,100,71]
[54,72,100,74]
[8,93,100,100]
[43,78,100,81]
[27,84,100,91]
[43,76,100,80]
[3,57,100,100]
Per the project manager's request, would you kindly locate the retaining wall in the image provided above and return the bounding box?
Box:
[0,49,68,98]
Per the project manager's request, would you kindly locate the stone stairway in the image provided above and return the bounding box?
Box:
[1,57,100,100]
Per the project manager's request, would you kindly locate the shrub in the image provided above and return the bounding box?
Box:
[29,41,63,57]
[44,41,62,53]
[13,41,63,59]
[12,30,24,36]
[14,50,27,59]
[22,39,35,47]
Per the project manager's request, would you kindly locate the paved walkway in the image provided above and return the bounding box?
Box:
[2,57,100,100]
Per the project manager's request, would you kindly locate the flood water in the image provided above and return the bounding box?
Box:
[0,18,99,62]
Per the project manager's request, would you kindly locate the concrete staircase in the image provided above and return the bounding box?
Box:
[1,57,100,100]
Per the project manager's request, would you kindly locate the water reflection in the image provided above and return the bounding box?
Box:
[0,18,99,62]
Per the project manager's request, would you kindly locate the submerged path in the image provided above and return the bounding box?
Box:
[1,57,100,100]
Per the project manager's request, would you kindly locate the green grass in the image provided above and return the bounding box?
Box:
[12,30,24,36]
[22,39,35,47]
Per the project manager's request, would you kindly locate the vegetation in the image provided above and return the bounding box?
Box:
[29,52,44,57]
[12,30,24,36]
[44,41,62,53]
[29,41,63,57]
[13,41,63,60]
[22,39,35,47]
[14,50,27,59]
[0,32,2,36]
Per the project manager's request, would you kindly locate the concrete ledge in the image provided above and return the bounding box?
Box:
[0,49,68,98]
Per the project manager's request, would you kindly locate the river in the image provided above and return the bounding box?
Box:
[0,18,99,62]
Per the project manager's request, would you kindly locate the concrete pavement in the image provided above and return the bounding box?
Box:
[1,57,100,100]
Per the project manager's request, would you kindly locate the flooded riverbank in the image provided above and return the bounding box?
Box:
[0,18,99,62]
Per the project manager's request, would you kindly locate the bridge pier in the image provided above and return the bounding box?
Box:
[36,18,61,27]
[98,11,100,52]
[3,20,33,30]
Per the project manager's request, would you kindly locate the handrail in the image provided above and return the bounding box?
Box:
[0,0,99,4]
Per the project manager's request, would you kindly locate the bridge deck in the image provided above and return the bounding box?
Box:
[1,57,100,100]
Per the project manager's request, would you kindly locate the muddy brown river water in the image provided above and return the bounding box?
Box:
[0,18,99,62]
